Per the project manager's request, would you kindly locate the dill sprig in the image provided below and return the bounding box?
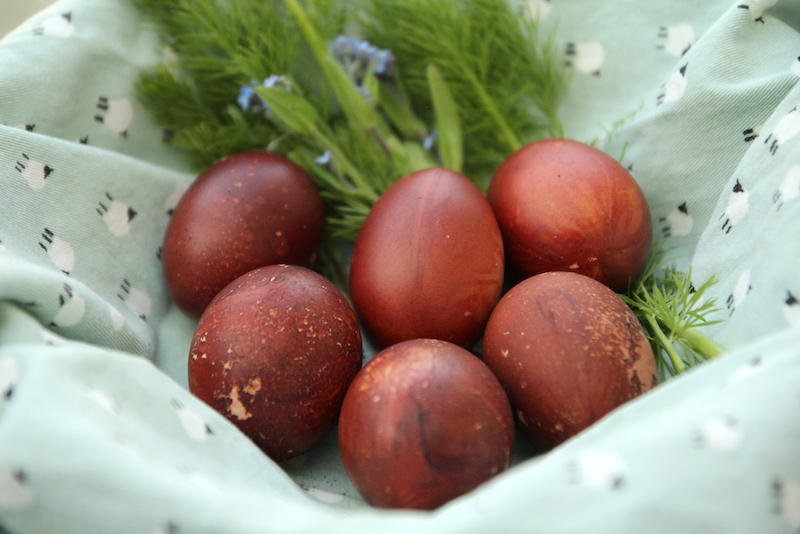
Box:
[621,242,726,380]
[358,0,568,187]
[132,0,351,169]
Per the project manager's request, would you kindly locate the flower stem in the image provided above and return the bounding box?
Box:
[646,314,687,374]
[682,327,726,360]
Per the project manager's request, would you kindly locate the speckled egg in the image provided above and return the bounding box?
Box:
[188,264,362,460]
[482,271,657,450]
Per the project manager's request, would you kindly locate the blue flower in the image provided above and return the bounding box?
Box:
[423,130,439,151]
[263,75,291,91]
[372,49,395,77]
[330,35,395,82]
[315,150,332,165]
[237,80,262,112]
[237,76,292,115]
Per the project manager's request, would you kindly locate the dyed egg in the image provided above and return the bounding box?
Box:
[482,271,658,449]
[162,151,326,319]
[339,338,514,509]
[188,264,362,460]
[488,139,652,292]
[349,167,504,349]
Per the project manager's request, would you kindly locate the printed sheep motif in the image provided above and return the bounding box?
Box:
[565,41,605,76]
[97,193,138,237]
[32,12,75,38]
[738,0,778,23]
[657,64,688,105]
[567,451,627,491]
[772,477,800,531]
[659,201,693,237]
[773,165,800,210]
[95,97,134,137]
[118,279,151,321]
[50,283,86,328]
[657,23,694,57]
[171,398,214,441]
[693,416,741,451]
[763,107,800,155]
[39,228,75,275]
[14,153,53,191]
[720,179,749,234]
[726,269,752,317]
[784,291,800,327]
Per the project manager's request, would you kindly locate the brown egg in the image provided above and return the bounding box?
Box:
[162,151,326,319]
[482,271,657,450]
[348,167,504,349]
[188,264,362,460]
[487,138,652,292]
[338,338,514,510]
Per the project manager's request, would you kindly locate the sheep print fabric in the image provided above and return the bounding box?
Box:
[0,0,799,532]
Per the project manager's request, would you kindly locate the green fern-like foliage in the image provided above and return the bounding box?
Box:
[622,242,726,379]
[132,0,354,169]
[359,0,568,187]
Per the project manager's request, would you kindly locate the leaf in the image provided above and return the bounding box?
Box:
[321,57,381,130]
[377,83,427,139]
[426,63,463,173]
[256,86,320,135]
[386,137,437,177]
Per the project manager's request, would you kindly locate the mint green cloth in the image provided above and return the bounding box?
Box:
[1,0,799,532]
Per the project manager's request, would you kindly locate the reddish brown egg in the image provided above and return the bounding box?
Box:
[188,264,362,460]
[348,167,504,349]
[338,338,514,510]
[487,138,652,292]
[162,151,326,319]
[482,271,657,450]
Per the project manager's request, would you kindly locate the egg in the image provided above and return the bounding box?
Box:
[487,139,652,292]
[348,167,504,349]
[162,151,326,319]
[188,264,362,460]
[338,338,514,510]
[482,271,658,450]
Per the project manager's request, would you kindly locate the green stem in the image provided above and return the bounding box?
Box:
[307,124,379,203]
[281,0,329,65]
[646,315,687,374]
[682,327,726,360]
[460,67,521,153]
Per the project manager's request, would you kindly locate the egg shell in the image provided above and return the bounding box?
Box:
[482,271,658,450]
[487,138,652,292]
[162,151,326,319]
[348,167,504,349]
[338,338,514,510]
[188,264,362,460]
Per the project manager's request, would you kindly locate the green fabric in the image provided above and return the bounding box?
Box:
[1,0,799,532]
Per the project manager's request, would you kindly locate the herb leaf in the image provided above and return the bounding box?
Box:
[621,242,726,379]
[427,64,463,173]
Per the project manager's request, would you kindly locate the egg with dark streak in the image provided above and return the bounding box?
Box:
[188,264,362,460]
[482,271,658,450]
[162,151,326,319]
[338,338,514,510]
[349,167,505,350]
